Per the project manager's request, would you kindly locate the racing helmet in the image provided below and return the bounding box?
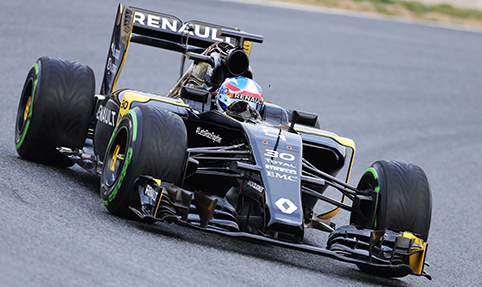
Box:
[216,77,264,113]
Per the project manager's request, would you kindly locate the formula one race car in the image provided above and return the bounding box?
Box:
[15,4,432,280]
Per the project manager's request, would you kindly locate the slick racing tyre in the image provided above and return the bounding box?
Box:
[351,160,432,240]
[15,57,95,167]
[350,160,432,277]
[101,105,187,218]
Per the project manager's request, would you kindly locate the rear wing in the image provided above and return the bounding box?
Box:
[100,4,263,95]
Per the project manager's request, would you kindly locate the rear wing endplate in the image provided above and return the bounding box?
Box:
[100,4,263,95]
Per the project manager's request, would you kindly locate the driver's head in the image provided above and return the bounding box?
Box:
[216,77,264,113]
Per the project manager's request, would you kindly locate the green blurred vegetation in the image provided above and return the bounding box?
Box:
[353,0,482,19]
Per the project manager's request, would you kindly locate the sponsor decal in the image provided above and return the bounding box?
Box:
[247,180,264,193]
[144,185,158,201]
[264,158,296,169]
[106,43,121,75]
[265,164,296,175]
[275,198,298,214]
[110,43,121,60]
[264,149,298,181]
[106,58,118,74]
[133,12,233,44]
[195,126,222,143]
[96,104,117,127]
[232,93,263,105]
[133,13,180,30]
[266,170,298,182]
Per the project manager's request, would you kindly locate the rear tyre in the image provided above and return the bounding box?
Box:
[15,57,95,167]
[100,105,187,218]
[351,160,432,277]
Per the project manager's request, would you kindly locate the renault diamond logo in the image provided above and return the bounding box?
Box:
[275,198,297,214]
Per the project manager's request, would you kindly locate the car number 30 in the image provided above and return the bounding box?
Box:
[264,149,295,161]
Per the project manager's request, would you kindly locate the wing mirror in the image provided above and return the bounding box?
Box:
[288,110,318,132]
[180,86,209,104]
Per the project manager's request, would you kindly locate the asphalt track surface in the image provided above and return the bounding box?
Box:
[1,0,482,286]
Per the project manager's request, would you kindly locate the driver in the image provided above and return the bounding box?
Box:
[216,77,265,120]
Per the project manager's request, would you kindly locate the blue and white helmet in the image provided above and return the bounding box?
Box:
[216,77,264,113]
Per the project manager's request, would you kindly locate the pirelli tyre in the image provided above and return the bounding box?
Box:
[352,160,432,239]
[351,160,432,277]
[15,57,95,167]
[101,105,187,218]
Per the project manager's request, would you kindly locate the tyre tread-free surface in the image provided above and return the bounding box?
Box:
[101,105,187,217]
[353,160,432,277]
[376,160,432,241]
[354,160,432,240]
[15,57,95,167]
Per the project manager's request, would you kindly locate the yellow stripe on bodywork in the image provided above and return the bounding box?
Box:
[294,127,356,151]
[117,92,189,125]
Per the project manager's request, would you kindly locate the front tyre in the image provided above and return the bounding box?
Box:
[352,160,432,240]
[15,57,95,167]
[100,105,187,218]
[351,160,432,277]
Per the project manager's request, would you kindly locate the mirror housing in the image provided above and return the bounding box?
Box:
[180,86,209,104]
[289,110,319,132]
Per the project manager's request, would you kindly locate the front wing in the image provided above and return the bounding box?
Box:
[129,176,431,280]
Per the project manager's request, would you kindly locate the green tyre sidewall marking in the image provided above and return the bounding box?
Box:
[16,62,39,150]
[363,166,380,228]
[103,109,138,206]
